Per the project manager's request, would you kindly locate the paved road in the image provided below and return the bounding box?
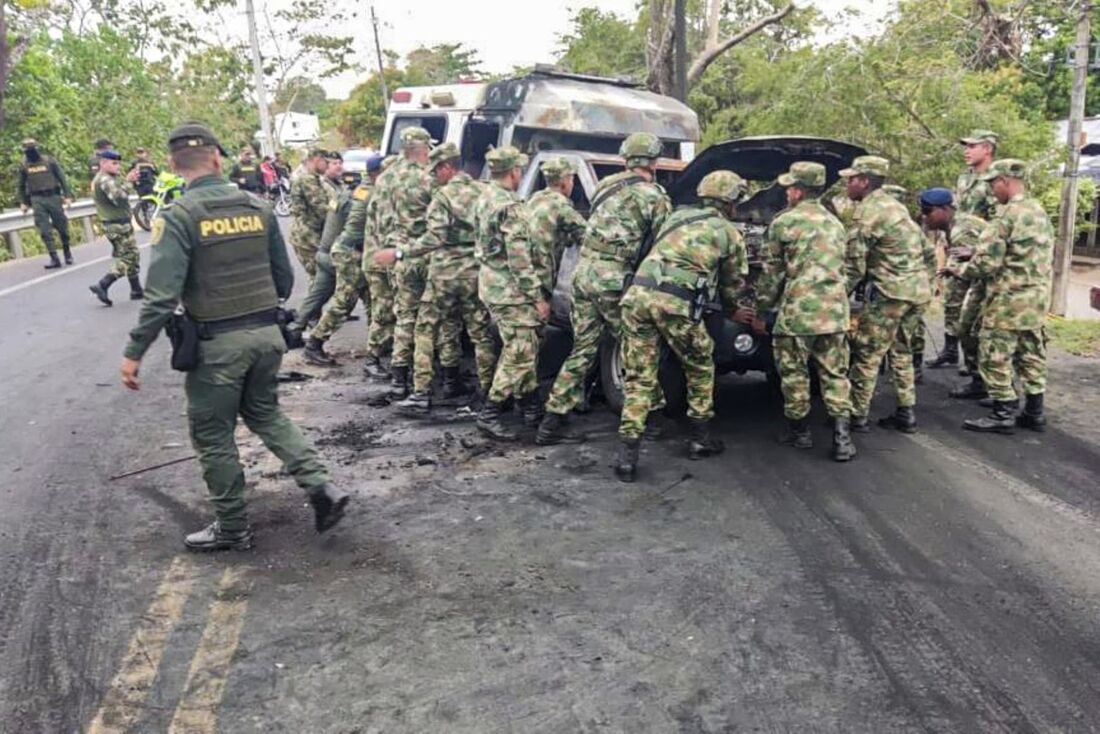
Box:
[2,229,1100,733]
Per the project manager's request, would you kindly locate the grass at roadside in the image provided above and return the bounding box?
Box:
[1047,316,1100,357]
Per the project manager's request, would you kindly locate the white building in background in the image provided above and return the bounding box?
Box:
[256,112,320,150]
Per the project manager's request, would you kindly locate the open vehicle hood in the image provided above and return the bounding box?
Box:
[669,136,868,224]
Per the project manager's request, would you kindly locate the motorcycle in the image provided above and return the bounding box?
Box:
[269,175,291,218]
[133,171,186,231]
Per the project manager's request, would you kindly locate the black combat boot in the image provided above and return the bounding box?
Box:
[950,375,988,400]
[850,415,872,433]
[477,400,517,441]
[964,400,1016,434]
[643,411,671,440]
[779,416,813,449]
[979,394,1020,410]
[927,335,958,369]
[440,366,467,400]
[535,412,585,445]
[63,244,74,265]
[520,391,545,428]
[1015,393,1046,432]
[396,391,431,417]
[959,352,976,377]
[687,418,724,459]
[388,365,410,398]
[362,354,389,381]
[303,336,336,366]
[877,405,917,433]
[44,252,62,270]
[614,438,641,483]
[89,274,117,306]
[913,352,924,385]
[184,521,254,552]
[308,483,350,532]
[832,416,857,462]
[128,275,144,300]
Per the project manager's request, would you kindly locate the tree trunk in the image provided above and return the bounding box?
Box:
[1,1,8,129]
[686,3,795,88]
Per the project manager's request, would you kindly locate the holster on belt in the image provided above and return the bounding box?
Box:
[165,307,201,372]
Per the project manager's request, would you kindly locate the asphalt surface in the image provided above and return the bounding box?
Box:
[2,226,1100,733]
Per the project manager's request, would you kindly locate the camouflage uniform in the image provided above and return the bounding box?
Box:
[409,163,497,394]
[93,169,140,278]
[526,158,587,299]
[946,213,989,370]
[543,169,671,416]
[311,182,370,342]
[289,164,329,282]
[882,185,930,373]
[843,157,932,420]
[361,183,395,360]
[959,169,1052,403]
[757,192,851,422]
[619,204,747,439]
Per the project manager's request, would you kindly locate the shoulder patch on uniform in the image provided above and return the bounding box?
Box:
[150,217,166,246]
[353,186,370,201]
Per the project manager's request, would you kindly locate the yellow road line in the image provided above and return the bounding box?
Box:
[167,567,251,734]
[87,556,198,734]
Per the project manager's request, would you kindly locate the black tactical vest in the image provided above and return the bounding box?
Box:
[176,191,279,321]
[22,160,61,195]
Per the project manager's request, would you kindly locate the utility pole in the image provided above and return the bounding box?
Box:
[246,0,274,157]
[371,5,389,112]
[673,0,687,102]
[1053,1,1092,316]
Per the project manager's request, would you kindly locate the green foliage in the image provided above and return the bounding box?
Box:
[556,7,646,81]
[404,43,483,85]
[273,76,328,115]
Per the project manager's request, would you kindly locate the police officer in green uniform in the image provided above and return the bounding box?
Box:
[120,123,349,551]
[18,138,75,269]
[228,147,265,194]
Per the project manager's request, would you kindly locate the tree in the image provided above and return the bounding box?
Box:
[272,76,327,115]
[556,7,646,80]
[404,43,483,85]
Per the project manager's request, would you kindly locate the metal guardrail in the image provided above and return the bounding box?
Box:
[0,198,100,259]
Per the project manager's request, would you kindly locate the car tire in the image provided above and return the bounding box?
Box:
[599,334,687,417]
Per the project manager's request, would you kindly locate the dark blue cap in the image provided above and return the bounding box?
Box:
[366,154,384,173]
[97,149,122,161]
[919,187,954,207]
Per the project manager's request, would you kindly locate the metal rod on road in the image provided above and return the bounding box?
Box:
[246,0,275,158]
[1053,1,1091,316]
[110,455,197,482]
[371,5,389,112]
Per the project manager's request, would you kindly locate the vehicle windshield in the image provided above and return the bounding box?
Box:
[342,149,375,172]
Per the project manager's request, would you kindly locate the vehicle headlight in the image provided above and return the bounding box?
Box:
[733,333,755,353]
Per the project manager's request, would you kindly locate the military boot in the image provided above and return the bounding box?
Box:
[913,352,924,385]
[850,415,872,433]
[520,391,545,429]
[687,418,724,459]
[979,395,1020,410]
[440,366,468,400]
[63,244,74,265]
[1015,393,1047,432]
[89,274,117,306]
[950,375,988,400]
[477,401,517,441]
[778,416,812,449]
[44,252,62,270]
[535,412,585,445]
[128,275,144,300]
[877,405,917,433]
[362,354,389,381]
[388,365,410,398]
[643,411,672,440]
[959,352,976,378]
[927,335,958,369]
[308,483,350,532]
[184,521,254,552]
[614,438,641,483]
[964,400,1016,434]
[396,391,431,417]
[303,336,336,366]
[832,416,857,462]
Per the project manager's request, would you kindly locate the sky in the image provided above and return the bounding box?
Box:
[317,0,896,99]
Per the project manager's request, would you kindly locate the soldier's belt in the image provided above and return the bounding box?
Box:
[631,276,695,303]
[198,308,280,336]
[29,188,62,197]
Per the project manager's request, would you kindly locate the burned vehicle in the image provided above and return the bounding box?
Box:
[527,136,868,412]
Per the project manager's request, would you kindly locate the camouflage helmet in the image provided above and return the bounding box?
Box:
[619,132,662,164]
[696,170,746,203]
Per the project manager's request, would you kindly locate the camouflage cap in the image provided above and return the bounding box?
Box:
[980,158,1027,181]
[839,155,890,178]
[697,170,747,203]
[777,161,826,188]
[540,156,576,181]
[429,142,461,167]
[619,132,662,161]
[960,129,999,146]
[307,147,328,159]
[399,126,433,148]
[324,150,343,161]
[167,122,227,155]
[883,184,908,202]
[21,138,37,149]
[485,145,528,173]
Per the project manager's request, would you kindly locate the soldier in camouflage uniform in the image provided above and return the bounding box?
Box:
[527,157,587,299]
[611,171,748,481]
[474,146,545,440]
[288,148,330,284]
[919,188,990,399]
[944,160,1052,433]
[18,138,75,269]
[757,162,855,462]
[373,143,497,415]
[360,155,397,380]
[88,150,143,306]
[928,129,1000,370]
[842,156,932,433]
[882,184,931,385]
[538,133,672,443]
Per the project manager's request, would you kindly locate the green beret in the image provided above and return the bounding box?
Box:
[777,161,826,188]
[839,155,890,179]
[980,158,1027,181]
[486,145,528,173]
